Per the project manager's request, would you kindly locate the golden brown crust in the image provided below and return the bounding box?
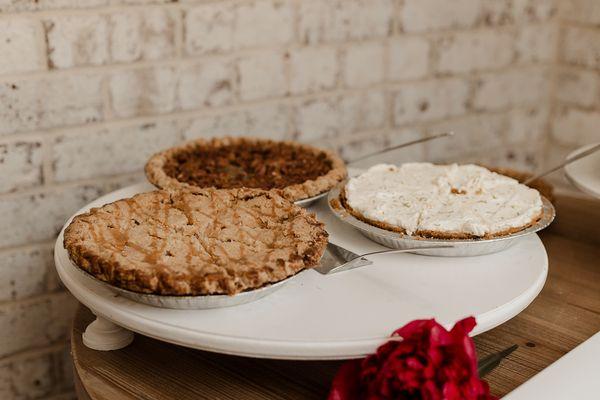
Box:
[340,187,543,240]
[145,137,347,202]
[64,189,328,296]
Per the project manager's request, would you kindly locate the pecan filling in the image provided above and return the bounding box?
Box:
[163,142,333,190]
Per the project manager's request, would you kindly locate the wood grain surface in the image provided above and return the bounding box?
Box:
[71,195,600,399]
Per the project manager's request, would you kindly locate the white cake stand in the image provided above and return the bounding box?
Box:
[565,143,600,198]
[55,183,548,360]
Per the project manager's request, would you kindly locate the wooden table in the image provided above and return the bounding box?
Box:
[70,195,600,399]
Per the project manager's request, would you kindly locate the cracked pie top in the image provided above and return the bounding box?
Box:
[64,189,328,296]
[145,137,347,202]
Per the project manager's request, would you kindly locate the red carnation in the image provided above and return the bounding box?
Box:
[329,317,496,400]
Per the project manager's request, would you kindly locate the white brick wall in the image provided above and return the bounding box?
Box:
[0,141,43,193]
[237,51,287,101]
[298,0,393,44]
[289,47,338,94]
[392,78,470,125]
[388,37,430,81]
[2,0,598,398]
[0,19,46,75]
[435,30,514,74]
[0,74,104,135]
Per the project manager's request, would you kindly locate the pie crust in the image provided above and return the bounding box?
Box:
[64,189,328,296]
[145,137,347,202]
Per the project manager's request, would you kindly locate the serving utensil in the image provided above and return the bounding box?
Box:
[347,131,454,164]
[478,344,519,377]
[315,242,454,275]
[523,142,600,185]
[296,132,454,208]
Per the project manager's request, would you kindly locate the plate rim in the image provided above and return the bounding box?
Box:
[564,142,600,199]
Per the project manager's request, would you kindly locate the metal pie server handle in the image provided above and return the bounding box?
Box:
[316,244,455,275]
[347,132,454,164]
[523,142,600,185]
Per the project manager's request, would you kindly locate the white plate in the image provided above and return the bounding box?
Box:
[55,183,548,360]
[565,143,600,198]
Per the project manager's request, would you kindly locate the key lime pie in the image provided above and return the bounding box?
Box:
[342,163,543,239]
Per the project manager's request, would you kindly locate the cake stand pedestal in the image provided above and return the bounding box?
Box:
[82,314,134,351]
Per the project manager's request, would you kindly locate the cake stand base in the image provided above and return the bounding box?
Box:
[82,315,134,351]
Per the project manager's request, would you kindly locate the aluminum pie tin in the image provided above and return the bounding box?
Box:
[66,256,297,310]
[327,182,555,257]
[294,190,329,207]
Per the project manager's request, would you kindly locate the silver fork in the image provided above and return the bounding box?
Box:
[315,242,454,275]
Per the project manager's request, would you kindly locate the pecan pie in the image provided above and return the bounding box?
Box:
[145,137,347,202]
[342,163,544,239]
[64,189,328,296]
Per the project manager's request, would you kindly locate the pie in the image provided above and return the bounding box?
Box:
[342,163,544,239]
[64,189,328,296]
[145,137,347,202]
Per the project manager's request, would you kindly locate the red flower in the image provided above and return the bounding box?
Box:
[329,317,496,400]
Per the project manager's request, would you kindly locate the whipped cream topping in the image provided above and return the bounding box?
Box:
[345,163,543,237]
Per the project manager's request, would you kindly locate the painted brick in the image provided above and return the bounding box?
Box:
[475,143,541,171]
[0,0,107,12]
[109,66,177,118]
[0,292,77,357]
[478,0,513,27]
[334,133,388,165]
[44,15,108,69]
[424,112,509,162]
[392,78,470,126]
[178,60,234,110]
[237,51,287,101]
[563,0,600,25]
[562,26,600,69]
[388,37,430,81]
[184,2,235,55]
[336,128,426,167]
[0,352,55,400]
[293,92,386,141]
[473,68,549,111]
[401,0,481,33]
[289,47,338,95]
[509,106,549,143]
[343,42,384,88]
[0,245,53,302]
[298,0,393,44]
[515,24,558,63]
[111,0,177,5]
[53,120,182,182]
[0,141,43,193]
[552,107,600,146]
[512,0,558,23]
[0,19,45,75]
[435,30,514,74]
[233,0,294,49]
[109,8,177,63]
[183,104,290,141]
[384,129,428,162]
[0,74,103,136]
[555,69,598,108]
[0,183,119,247]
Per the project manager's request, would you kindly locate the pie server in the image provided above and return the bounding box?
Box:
[315,242,454,275]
